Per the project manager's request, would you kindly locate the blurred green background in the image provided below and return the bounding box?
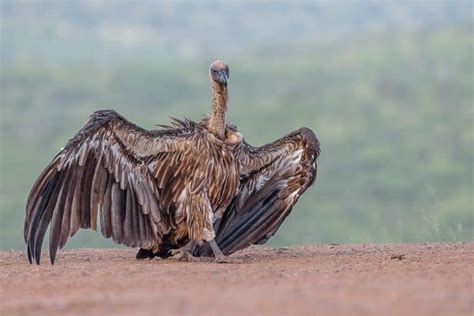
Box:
[0,1,472,250]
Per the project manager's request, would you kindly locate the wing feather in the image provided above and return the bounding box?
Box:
[111,182,124,243]
[80,156,96,229]
[129,187,140,246]
[59,168,76,250]
[69,165,85,237]
[123,187,134,243]
[33,173,66,264]
[101,170,114,239]
[90,161,107,230]
[49,168,74,263]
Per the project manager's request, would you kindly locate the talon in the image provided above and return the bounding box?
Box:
[171,248,200,262]
[213,254,242,264]
[215,254,225,263]
[169,249,180,257]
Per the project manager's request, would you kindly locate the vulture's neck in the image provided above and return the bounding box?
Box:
[208,82,228,139]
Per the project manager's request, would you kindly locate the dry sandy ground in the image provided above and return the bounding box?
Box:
[0,242,472,316]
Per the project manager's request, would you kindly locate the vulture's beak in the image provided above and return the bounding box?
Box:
[219,71,228,87]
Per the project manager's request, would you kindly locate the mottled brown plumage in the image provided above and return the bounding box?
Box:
[24,60,320,264]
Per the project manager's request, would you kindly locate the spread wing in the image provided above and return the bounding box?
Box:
[194,127,320,256]
[24,110,198,264]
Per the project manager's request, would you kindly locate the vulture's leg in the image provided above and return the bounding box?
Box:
[177,189,240,263]
[208,239,225,262]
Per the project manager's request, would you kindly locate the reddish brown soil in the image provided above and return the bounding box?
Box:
[1,242,472,316]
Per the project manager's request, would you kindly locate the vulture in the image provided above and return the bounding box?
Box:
[24,60,320,264]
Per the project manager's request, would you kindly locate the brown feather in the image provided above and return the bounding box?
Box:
[49,168,74,264]
[80,155,95,229]
[90,162,107,230]
[59,166,77,250]
[101,174,113,238]
[69,165,85,237]
[123,187,134,244]
[33,172,65,264]
[111,182,124,243]
[129,186,140,245]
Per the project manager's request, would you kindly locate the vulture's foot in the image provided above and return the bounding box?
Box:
[213,254,242,264]
[208,239,242,264]
[136,248,156,260]
[170,248,202,262]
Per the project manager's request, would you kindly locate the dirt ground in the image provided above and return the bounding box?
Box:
[0,242,472,316]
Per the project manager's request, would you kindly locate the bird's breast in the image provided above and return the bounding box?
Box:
[205,143,240,212]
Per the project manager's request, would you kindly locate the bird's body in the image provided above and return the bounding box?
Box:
[149,118,241,246]
[24,60,320,264]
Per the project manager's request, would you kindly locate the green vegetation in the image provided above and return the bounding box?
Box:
[0,2,472,250]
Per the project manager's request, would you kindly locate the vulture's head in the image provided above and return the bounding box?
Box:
[209,60,229,88]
